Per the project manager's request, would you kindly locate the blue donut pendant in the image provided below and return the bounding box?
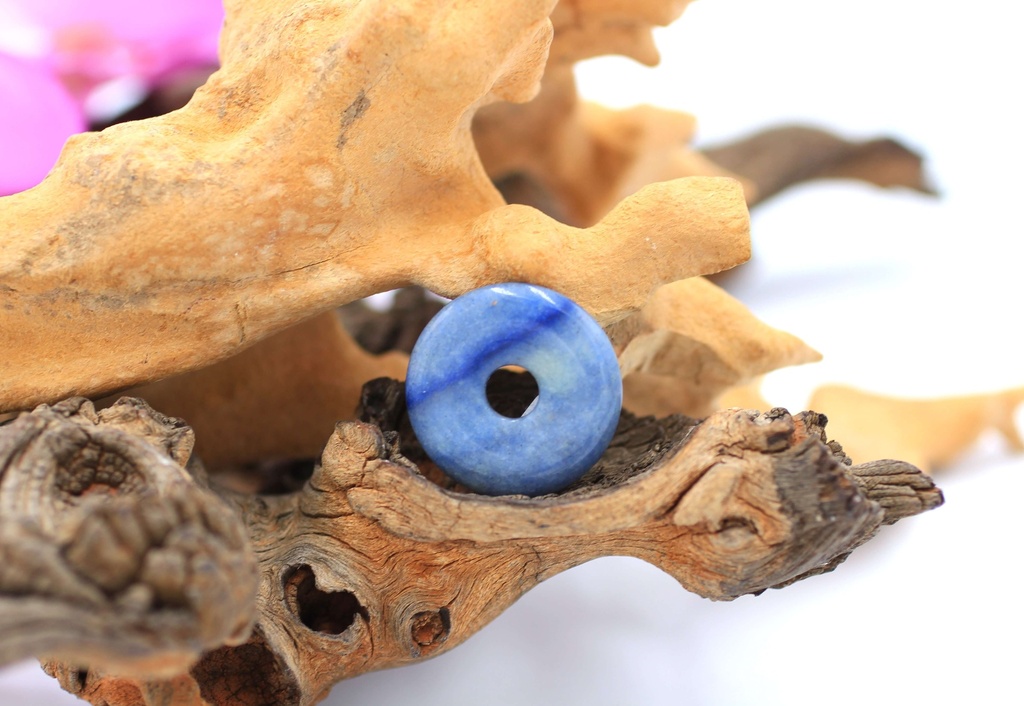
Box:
[405,283,622,496]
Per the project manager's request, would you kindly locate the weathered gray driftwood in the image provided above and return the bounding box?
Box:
[0,398,256,679]
[0,391,940,705]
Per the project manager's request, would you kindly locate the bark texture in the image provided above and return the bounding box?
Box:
[0,2,947,704]
[0,389,941,705]
[0,398,256,678]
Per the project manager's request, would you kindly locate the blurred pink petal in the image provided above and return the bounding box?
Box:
[16,0,223,89]
[0,52,85,195]
[16,0,223,44]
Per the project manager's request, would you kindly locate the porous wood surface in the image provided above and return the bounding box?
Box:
[0,0,749,413]
[0,399,256,679]
[0,2,950,704]
[0,393,941,705]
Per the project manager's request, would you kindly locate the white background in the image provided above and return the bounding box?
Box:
[3,0,1023,704]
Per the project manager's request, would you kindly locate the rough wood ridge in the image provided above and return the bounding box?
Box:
[0,0,948,704]
[0,392,940,705]
[0,0,749,412]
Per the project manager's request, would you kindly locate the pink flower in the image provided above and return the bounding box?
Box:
[0,0,223,196]
[19,0,223,97]
[0,52,85,195]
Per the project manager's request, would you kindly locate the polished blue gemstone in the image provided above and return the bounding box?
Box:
[405,283,622,496]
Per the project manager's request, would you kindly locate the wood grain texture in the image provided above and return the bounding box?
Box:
[0,2,947,704]
[0,398,256,677]
[1,383,941,705]
[0,0,749,413]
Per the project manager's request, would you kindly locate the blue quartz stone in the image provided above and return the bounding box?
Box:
[405,283,622,496]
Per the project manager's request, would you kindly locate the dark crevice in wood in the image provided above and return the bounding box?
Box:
[237,457,318,496]
[493,172,574,223]
[283,565,368,636]
[410,607,450,656]
[356,376,426,465]
[191,630,300,706]
[565,410,696,495]
[338,287,444,356]
[88,66,217,132]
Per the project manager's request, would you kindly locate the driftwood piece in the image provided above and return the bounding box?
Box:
[808,384,1024,472]
[0,389,941,705]
[0,398,256,677]
[476,74,750,229]
[702,124,936,206]
[476,64,752,227]
[127,274,822,470]
[116,312,408,469]
[476,6,934,226]
[611,277,821,417]
[0,2,949,703]
[67,0,883,468]
[42,0,760,472]
[0,0,749,414]
[475,0,756,228]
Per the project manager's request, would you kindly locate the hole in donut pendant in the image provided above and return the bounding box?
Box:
[485,366,540,418]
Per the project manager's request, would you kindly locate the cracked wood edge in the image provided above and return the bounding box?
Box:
[4,391,941,705]
[0,398,257,678]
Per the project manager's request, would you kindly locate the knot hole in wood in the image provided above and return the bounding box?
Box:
[283,565,369,636]
[410,607,451,657]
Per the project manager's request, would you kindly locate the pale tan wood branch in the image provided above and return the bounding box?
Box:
[0,0,749,414]
[808,384,1024,472]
